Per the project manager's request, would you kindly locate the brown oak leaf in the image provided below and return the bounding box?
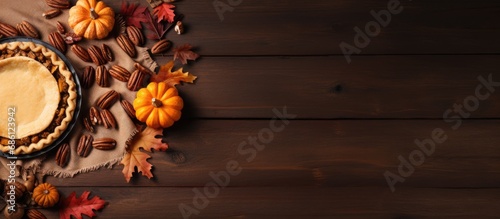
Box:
[153,3,176,23]
[59,191,106,219]
[173,44,200,64]
[150,61,197,86]
[121,127,169,182]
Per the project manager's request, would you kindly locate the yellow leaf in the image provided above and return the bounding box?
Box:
[120,127,168,182]
[150,61,197,87]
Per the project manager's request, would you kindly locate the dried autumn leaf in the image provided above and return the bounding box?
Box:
[130,127,169,152]
[150,61,197,86]
[59,191,106,219]
[173,44,200,65]
[144,10,168,40]
[120,1,148,28]
[153,3,176,23]
[121,127,169,182]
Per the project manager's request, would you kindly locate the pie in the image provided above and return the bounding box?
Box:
[0,41,77,155]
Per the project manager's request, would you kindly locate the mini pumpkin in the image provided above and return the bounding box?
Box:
[133,82,183,129]
[68,0,115,40]
[33,183,59,208]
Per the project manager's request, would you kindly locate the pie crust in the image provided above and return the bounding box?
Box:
[0,42,77,155]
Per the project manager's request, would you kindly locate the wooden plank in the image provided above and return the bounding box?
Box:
[104,0,500,55]
[47,120,500,188]
[39,187,500,218]
[152,56,500,118]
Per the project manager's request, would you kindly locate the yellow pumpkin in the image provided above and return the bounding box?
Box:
[68,0,115,40]
[33,183,59,208]
[133,82,183,129]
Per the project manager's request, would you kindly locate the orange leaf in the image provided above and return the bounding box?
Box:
[121,127,168,182]
[150,61,197,86]
[153,3,176,23]
[121,149,153,182]
[59,191,106,219]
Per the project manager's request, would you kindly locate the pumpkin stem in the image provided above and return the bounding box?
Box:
[43,189,49,194]
[90,8,99,19]
[152,98,163,107]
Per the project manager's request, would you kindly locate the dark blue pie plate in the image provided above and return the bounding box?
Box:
[0,37,82,160]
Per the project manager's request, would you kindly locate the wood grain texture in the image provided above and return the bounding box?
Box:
[47,120,500,188]
[39,187,500,218]
[43,1,500,218]
[105,0,500,55]
[156,56,500,119]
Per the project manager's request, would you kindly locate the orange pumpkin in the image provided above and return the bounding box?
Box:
[68,0,115,40]
[133,82,183,129]
[32,183,59,208]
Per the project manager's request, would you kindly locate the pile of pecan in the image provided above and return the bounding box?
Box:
[55,61,154,168]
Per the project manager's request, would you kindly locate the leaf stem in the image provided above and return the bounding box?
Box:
[146,10,162,40]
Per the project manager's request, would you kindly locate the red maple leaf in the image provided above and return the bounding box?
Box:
[173,44,200,64]
[121,127,169,182]
[120,1,148,28]
[143,10,168,40]
[59,191,106,219]
[153,3,176,23]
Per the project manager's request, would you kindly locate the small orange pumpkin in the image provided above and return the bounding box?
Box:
[32,183,59,208]
[68,0,115,40]
[133,82,183,129]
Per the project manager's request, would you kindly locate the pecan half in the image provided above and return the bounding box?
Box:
[26,209,47,219]
[48,32,66,53]
[42,9,62,19]
[101,109,117,129]
[93,138,117,150]
[115,14,127,34]
[126,26,144,46]
[116,34,136,58]
[120,99,136,120]
[101,44,113,62]
[96,90,120,109]
[55,143,70,167]
[127,70,146,91]
[56,21,66,34]
[88,45,106,66]
[96,65,110,87]
[45,0,70,9]
[16,21,40,39]
[0,22,19,37]
[71,44,91,63]
[109,65,131,82]
[89,106,102,126]
[81,66,95,89]
[77,134,93,157]
[151,39,171,54]
[83,117,94,133]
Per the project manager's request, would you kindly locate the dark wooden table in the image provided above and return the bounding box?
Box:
[46,0,500,218]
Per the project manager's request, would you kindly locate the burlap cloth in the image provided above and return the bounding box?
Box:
[0,0,158,179]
